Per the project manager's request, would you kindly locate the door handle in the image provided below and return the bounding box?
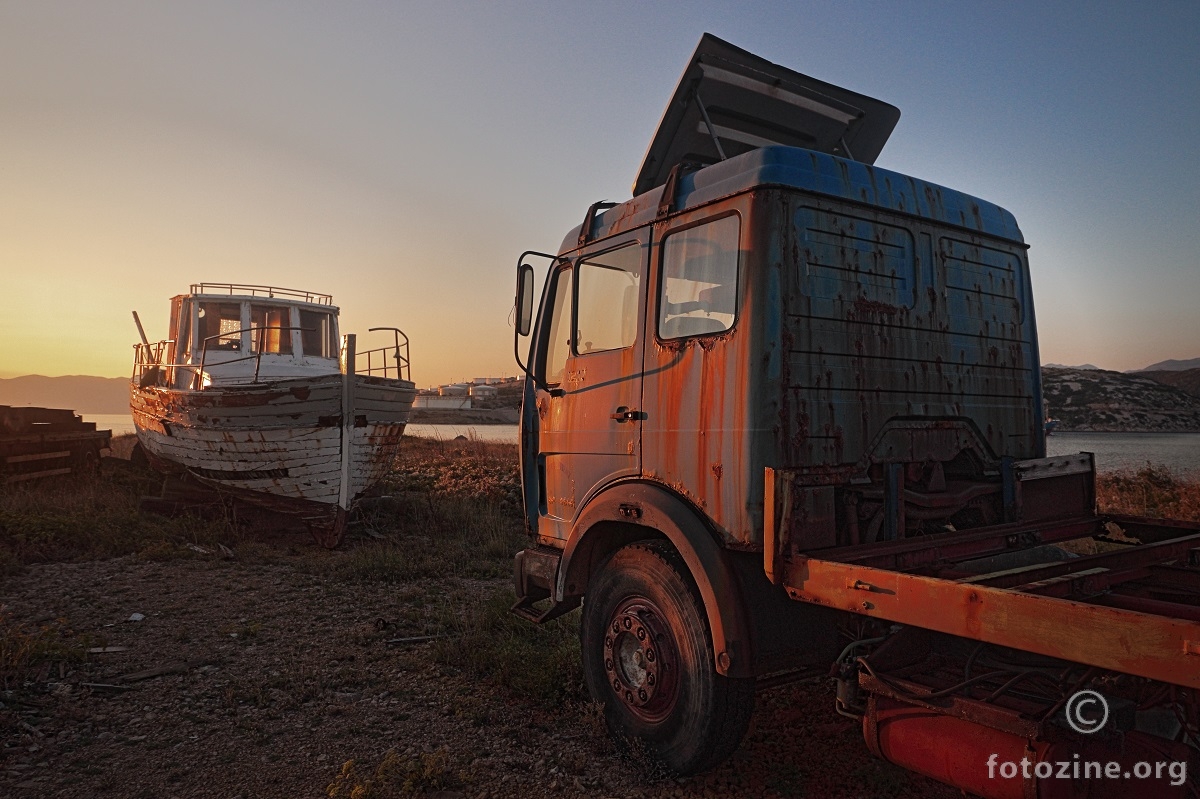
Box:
[610,407,644,422]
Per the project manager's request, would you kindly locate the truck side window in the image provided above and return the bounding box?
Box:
[544,266,573,385]
[576,244,641,354]
[658,215,739,340]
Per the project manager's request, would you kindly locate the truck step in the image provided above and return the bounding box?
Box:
[510,595,580,625]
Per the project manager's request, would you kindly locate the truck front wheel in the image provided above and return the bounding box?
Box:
[581,540,754,775]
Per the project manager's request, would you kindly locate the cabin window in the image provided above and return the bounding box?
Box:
[198,303,243,352]
[250,305,294,354]
[543,266,573,385]
[176,303,192,363]
[658,215,740,340]
[299,309,336,359]
[575,244,641,354]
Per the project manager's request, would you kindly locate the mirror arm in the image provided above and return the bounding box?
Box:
[513,251,561,393]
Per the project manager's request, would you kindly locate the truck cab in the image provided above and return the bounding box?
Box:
[512,35,1198,795]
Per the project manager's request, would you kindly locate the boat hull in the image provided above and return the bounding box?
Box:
[130,374,416,530]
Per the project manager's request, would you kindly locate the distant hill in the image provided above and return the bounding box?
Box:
[1136,357,1200,372]
[7,370,1198,432]
[1042,367,1200,432]
[1043,363,1102,370]
[1138,368,1200,400]
[0,375,129,414]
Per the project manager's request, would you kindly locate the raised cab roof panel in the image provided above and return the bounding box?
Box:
[633,33,901,197]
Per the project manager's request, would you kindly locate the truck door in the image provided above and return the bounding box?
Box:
[536,233,646,538]
[641,211,747,536]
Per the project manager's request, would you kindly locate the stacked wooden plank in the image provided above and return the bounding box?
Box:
[0,405,112,483]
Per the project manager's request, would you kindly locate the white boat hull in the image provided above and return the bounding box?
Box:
[130,373,416,540]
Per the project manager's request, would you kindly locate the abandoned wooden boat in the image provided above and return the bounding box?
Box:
[129,283,417,546]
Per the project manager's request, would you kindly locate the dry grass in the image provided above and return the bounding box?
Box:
[0,461,245,573]
[1,433,571,705]
[0,609,88,689]
[432,590,584,710]
[327,747,470,798]
[107,432,139,459]
[1096,464,1200,521]
[324,436,525,582]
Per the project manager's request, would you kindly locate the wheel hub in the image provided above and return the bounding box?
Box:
[602,602,677,717]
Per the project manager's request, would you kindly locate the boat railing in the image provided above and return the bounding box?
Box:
[195,326,309,387]
[133,325,411,388]
[132,339,182,387]
[133,326,308,389]
[359,328,411,382]
[189,283,334,305]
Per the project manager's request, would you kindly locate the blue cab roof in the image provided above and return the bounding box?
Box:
[561,145,1024,254]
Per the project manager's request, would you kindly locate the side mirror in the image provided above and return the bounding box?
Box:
[516,263,535,337]
[513,251,557,382]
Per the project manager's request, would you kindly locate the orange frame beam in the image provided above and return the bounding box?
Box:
[784,556,1200,689]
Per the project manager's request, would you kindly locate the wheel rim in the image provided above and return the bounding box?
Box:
[602,597,680,724]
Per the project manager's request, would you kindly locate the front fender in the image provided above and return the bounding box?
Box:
[557,481,755,678]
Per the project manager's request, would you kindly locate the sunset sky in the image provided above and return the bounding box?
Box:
[2,1,1198,387]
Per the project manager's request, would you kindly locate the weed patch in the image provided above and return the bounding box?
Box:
[328,438,526,582]
[327,747,469,798]
[433,590,583,709]
[1097,464,1200,521]
[0,609,87,688]
[335,497,523,582]
[0,463,242,568]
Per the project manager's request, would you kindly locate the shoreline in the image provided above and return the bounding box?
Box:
[408,407,519,424]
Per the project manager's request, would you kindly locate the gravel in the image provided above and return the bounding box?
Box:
[1,551,958,798]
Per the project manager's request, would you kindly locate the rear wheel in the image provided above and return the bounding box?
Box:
[580,540,754,775]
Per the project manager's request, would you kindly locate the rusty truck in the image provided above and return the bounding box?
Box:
[510,34,1198,797]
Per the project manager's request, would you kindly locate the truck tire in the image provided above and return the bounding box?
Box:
[581,540,754,775]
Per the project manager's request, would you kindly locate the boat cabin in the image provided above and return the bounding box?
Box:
[164,283,341,388]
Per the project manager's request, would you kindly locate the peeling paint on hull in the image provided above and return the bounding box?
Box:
[130,373,416,527]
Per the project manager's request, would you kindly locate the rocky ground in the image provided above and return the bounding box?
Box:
[1,439,956,799]
[1,557,957,799]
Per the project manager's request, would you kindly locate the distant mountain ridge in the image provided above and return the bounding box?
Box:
[1138,369,1200,400]
[0,375,129,414]
[1136,357,1200,372]
[8,369,1200,432]
[1042,367,1200,432]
